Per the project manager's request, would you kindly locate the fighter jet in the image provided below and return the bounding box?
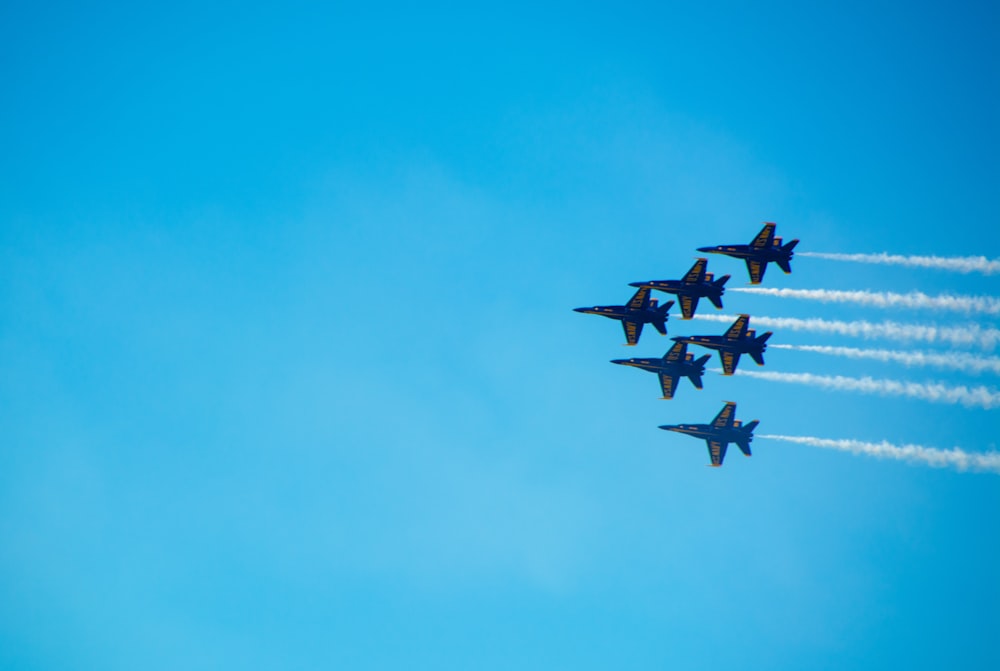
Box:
[629,258,729,319]
[697,222,799,284]
[659,401,758,467]
[573,286,675,346]
[671,314,771,375]
[610,341,711,399]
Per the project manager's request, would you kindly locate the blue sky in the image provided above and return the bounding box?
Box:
[1,2,998,669]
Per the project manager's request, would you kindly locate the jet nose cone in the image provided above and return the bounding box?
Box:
[628,281,645,288]
[573,307,588,313]
[658,425,679,432]
[696,246,713,252]
[610,359,627,365]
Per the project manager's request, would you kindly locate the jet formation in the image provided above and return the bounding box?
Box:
[698,222,799,284]
[574,222,797,466]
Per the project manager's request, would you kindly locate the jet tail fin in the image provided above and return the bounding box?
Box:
[707,276,728,309]
[691,354,711,380]
[749,332,771,365]
[736,416,756,456]
[776,240,798,274]
[651,300,673,335]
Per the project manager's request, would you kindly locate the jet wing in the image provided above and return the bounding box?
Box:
[746,259,766,284]
[720,351,742,375]
[622,320,644,346]
[682,258,707,284]
[724,314,750,340]
[750,223,775,250]
[711,401,737,428]
[658,372,678,399]
[706,439,729,467]
[626,286,651,311]
[664,341,686,362]
[679,294,699,319]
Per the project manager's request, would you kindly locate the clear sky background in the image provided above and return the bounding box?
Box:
[2,2,998,669]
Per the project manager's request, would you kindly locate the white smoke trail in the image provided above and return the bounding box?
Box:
[729,287,1000,316]
[769,344,1000,375]
[691,313,1000,350]
[759,434,1000,474]
[799,251,1000,275]
[726,369,1000,409]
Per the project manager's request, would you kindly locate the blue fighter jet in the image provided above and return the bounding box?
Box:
[697,222,799,284]
[671,314,771,375]
[629,258,729,319]
[610,341,711,399]
[659,401,759,467]
[573,286,675,346]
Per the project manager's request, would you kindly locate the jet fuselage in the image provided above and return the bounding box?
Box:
[672,331,768,357]
[631,279,726,303]
[574,305,655,322]
[610,356,704,376]
[696,243,791,263]
[659,423,754,446]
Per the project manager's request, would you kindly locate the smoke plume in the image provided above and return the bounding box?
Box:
[729,287,1000,316]
[760,434,1000,474]
[769,344,1000,375]
[690,313,1000,350]
[727,369,1000,409]
[798,251,1000,275]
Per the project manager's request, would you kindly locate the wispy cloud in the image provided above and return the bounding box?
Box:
[691,313,1000,350]
[760,434,1000,474]
[799,251,1000,275]
[725,369,1000,409]
[729,287,1000,316]
[770,344,1000,375]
